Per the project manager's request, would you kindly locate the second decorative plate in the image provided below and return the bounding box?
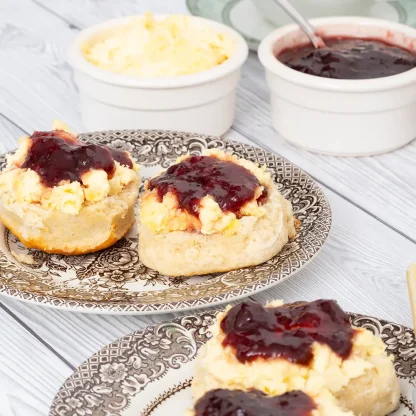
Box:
[50,310,415,415]
[0,130,331,314]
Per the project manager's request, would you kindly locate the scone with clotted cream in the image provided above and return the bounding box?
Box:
[184,389,353,416]
[0,121,140,255]
[192,299,400,416]
[138,149,296,276]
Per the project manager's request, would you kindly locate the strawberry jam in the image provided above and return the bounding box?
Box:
[278,38,416,80]
[147,155,267,216]
[220,300,354,365]
[21,130,133,187]
[194,389,316,416]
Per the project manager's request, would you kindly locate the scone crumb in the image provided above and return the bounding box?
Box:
[11,250,35,264]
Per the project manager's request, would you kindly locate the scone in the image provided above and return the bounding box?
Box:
[138,149,296,276]
[185,389,353,416]
[0,122,140,255]
[192,299,400,416]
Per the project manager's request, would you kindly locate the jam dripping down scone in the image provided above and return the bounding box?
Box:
[138,149,296,276]
[0,121,140,255]
[192,300,400,416]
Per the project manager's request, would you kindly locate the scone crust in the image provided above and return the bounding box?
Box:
[139,182,295,276]
[0,179,139,255]
[335,365,400,416]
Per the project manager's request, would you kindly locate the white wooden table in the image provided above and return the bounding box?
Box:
[0,1,415,414]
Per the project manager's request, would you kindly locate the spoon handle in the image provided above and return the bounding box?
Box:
[272,0,324,48]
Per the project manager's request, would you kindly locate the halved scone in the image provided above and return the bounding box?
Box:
[0,122,140,255]
[191,299,400,416]
[138,149,296,276]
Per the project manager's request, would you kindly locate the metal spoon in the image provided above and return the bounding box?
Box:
[272,0,326,48]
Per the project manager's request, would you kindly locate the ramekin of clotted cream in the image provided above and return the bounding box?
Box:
[69,13,248,135]
[82,12,235,77]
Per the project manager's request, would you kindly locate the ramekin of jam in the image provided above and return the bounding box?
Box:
[258,17,416,156]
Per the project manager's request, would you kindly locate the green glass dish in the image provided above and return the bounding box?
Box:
[187,0,416,50]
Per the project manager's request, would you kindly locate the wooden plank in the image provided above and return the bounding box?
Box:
[32,0,188,28]
[0,0,81,132]
[0,307,73,415]
[0,298,242,368]
[1,298,179,367]
[30,0,416,242]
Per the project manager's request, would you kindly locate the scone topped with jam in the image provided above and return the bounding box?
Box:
[185,389,353,416]
[192,299,400,416]
[138,149,296,276]
[0,122,140,255]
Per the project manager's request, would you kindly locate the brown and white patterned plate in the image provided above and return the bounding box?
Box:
[49,310,416,415]
[0,130,331,314]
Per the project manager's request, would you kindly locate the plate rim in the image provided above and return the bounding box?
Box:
[0,130,332,315]
[0,237,328,315]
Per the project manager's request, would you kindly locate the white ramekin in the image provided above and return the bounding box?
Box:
[69,15,248,136]
[258,17,416,156]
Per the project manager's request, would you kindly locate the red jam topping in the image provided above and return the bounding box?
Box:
[21,130,133,187]
[278,38,416,79]
[194,389,316,416]
[147,155,267,216]
[220,300,354,365]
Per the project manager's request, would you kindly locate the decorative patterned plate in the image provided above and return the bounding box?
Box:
[49,310,416,415]
[187,0,416,51]
[0,130,331,314]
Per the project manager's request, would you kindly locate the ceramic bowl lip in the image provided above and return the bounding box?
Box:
[258,16,416,93]
[68,14,249,89]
